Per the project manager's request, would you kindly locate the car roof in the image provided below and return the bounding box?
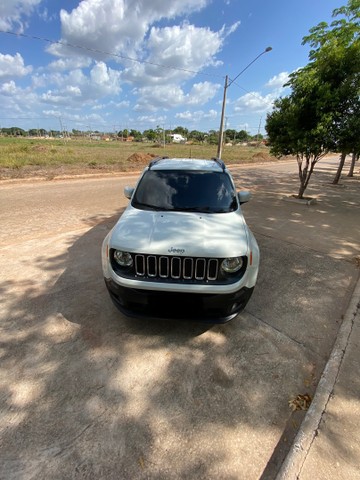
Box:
[148,157,226,172]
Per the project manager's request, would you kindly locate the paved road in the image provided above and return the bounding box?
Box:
[0,157,358,479]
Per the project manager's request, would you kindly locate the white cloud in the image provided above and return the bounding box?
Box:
[42,109,105,126]
[134,81,220,111]
[47,0,209,61]
[175,109,217,123]
[0,80,17,94]
[0,81,39,116]
[0,53,32,80]
[122,22,238,87]
[64,85,82,96]
[15,0,238,128]
[0,0,42,31]
[37,62,122,107]
[189,83,220,105]
[134,114,168,128]
[47,1,239,88]
[113,100,130,108]
[225,21,240,35]
[0,0,246,132]
[146,23,224,76]
[233,92,275,114]
[266,72,289,89]
[48,57,92,72]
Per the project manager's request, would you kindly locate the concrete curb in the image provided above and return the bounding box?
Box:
[275,275,360,480]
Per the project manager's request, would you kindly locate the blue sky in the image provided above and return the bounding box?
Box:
[0,0,342,135]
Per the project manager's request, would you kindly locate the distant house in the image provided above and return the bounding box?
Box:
[90,134,101,141]
[169,133,186,143]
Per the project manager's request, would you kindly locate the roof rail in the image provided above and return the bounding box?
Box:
[148,156,169,169]
[211,157,226,171]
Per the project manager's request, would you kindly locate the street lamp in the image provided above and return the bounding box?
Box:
[216,46,272,158]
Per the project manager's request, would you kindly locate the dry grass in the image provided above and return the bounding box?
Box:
[0,137,279,179]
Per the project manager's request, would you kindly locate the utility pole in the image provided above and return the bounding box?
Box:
[216,75,228,158]
[257,117,262,145]
[216,47,272,159]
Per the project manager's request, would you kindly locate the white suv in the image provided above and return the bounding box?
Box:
[102,157,259,322]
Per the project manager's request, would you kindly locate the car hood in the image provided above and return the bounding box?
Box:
[110,207,249,258]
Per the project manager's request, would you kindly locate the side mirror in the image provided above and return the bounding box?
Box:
[124,186,135,199]
[238,190,251,205]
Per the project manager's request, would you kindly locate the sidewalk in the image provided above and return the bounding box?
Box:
[276,279,360,479]
[256,158,360,479]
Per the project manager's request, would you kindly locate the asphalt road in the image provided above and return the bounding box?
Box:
[0,157,358,479]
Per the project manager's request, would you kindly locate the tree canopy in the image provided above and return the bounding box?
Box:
[266,0,360,195]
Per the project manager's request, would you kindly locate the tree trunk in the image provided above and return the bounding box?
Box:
[347,152,356,177]
[298,182,307,199]
[297,155,318,199]
[333,152,346,185]
[297,155,309,199]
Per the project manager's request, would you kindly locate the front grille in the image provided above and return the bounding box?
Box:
[134,254,219,281]
[110,249,247,284]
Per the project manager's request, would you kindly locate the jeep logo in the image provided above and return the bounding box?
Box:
[168,247,185,254]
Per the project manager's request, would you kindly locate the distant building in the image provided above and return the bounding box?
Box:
[169,133,187,143]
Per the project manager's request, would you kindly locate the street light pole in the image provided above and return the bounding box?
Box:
[216,75,228,158]
[216,46,272,159]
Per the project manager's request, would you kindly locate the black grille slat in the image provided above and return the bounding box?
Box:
[159,256,169,278]
[183,258,194,279]
[135,255,145,276]
[195,258,206,280]
[134,254,219,281]
[207,259,218,280]
[171,257,181,279]
[147,255,157,277]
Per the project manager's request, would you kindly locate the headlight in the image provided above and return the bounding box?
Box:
[113,250,133,267]
[221,257,244,273]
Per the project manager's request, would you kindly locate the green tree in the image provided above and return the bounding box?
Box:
[188,130,205,142]
[266,73,332,198]
[49,130,60,137]
[117,129,129,140]
[173,126,188,137]
[225,129,237,143]
[302,0,360,183]
[206,130,218,145]
[129,129,142,141]
[3,127,26,136]
[237,130,250,142]
[143,129,156,142]
[267,0,360,196]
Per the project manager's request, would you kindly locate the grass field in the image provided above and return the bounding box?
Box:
[0,137,279,179]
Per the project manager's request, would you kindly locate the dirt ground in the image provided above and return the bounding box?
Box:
[0,157,358,479]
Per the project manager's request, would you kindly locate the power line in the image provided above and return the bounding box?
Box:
[0,29,224,79]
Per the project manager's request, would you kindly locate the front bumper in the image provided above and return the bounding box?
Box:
[104,278,254,323]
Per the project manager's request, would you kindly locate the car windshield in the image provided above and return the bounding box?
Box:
[132,170,237,213]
